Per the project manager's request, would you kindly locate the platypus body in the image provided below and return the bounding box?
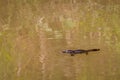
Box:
[62,49,100,56]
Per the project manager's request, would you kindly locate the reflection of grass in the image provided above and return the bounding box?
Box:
[61,17,76,30]
[0,0,120,80]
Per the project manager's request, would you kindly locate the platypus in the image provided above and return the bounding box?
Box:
[62,49,100,56]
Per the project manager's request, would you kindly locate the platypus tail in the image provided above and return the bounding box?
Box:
[87,49,100,52]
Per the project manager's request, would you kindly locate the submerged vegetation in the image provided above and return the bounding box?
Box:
[0,0,120,80]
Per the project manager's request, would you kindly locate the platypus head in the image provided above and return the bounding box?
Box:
[62,50,73,53]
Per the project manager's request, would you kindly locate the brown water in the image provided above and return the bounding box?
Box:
[0,0,120,80]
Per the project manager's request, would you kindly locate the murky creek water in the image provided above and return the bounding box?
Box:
[0,0,120,80]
